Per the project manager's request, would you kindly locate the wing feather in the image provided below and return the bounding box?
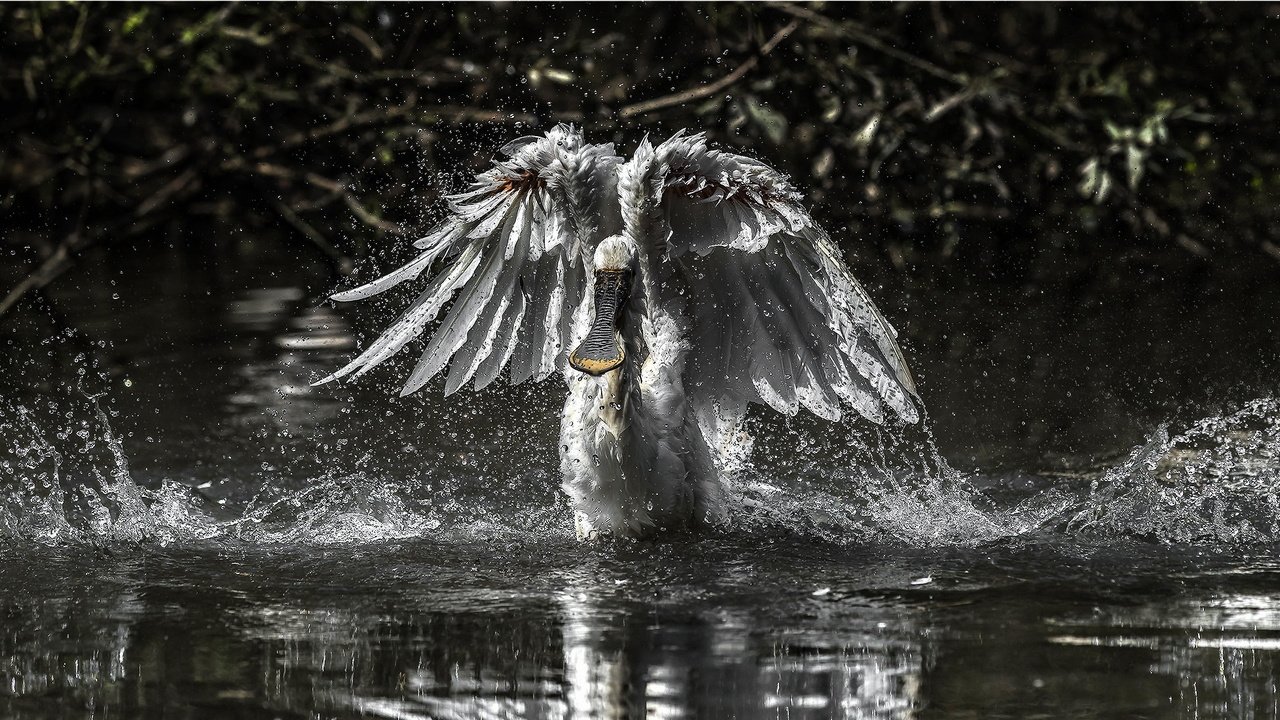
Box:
[317,125,620,394]
[740,245,842,420]
[472,287,527,391]
[621,131,919,425]
[536,252,569,381]
[441,195,540,394]
[320,242,484,384]
[432,199,525,396]
[509,249,556,385]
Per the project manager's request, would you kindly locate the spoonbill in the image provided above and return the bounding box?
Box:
[318,125,919,539]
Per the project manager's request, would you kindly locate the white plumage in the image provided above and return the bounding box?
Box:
[317,125,919,539]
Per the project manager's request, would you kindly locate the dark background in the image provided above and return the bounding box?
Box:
[2,11,1280,716]
[3,2,1279,471]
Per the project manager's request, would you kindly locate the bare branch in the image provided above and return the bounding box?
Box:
[343,193,403,234]
[135,168,199,217]
[618,20,801,119]
[272,201,354,274]
[0,241,73,318]
[770,2,967,86]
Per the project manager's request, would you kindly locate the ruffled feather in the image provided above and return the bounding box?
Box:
[316,124,620,395]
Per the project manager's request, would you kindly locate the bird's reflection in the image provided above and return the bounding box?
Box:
[232,584,925,719]
[5,576,1280,718]
[557,589,922,719]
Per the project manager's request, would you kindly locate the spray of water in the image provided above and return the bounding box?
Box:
[1065,397,1280,545]
[0,395,221,546]
[2,382,1278,549]
[729,408,1059,547]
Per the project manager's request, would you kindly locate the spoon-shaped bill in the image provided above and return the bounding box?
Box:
[568,269,631,376]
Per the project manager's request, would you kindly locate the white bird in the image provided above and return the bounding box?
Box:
[317,125,919,539]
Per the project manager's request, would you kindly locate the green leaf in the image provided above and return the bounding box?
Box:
[1078,157,1100,197]
[1095,171,1112,203]
[1126,145,1145,190]
[820,93,842,123]
[852,113,880,148]
[123,8,149,34]
[744,96,787,144]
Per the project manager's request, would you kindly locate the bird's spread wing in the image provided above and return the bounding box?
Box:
[619,131,919,424]
[318,125,620,395]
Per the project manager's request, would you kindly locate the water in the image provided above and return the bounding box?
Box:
[1,239,1278,718]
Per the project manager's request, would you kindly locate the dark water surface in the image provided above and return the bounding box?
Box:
[2,238,1279,719]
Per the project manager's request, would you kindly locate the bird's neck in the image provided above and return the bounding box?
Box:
[597,290,650,426]
[560,282,703,537]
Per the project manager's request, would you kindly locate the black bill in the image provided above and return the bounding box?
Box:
[568,269,631,376]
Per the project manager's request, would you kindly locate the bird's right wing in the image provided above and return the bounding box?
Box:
[317,125,620,396]
[619,131,919,425]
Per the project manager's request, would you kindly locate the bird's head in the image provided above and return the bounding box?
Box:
[568,236,636,377]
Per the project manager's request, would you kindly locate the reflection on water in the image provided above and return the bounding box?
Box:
[6,549,1280,719]
[552,590,922,719]
[1047,593,1280,719]
[0,586,139,711]
[0,551,938,719]
[227,296,353,430]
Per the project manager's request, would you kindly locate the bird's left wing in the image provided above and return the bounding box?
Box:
[318,125,621,395]
[619,131,919,424]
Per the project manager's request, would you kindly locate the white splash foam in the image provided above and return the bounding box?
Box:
[3,393,1279,549]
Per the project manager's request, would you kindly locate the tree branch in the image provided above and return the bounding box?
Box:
[770,2,967,86]
[0,241,74,318]
[618,20,801,119]
[272,201,354,274]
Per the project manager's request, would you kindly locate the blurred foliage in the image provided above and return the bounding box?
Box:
[3,2,1279,316]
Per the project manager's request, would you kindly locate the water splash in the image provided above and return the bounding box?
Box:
[0,396,219,546]
[224,473,431,545]
[0,389,558,548]
[730,397,1280,548]
[3,384,1278,549]
[732,408,1040,547]
[1065,397,1280,545]
[0,395,448,547]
